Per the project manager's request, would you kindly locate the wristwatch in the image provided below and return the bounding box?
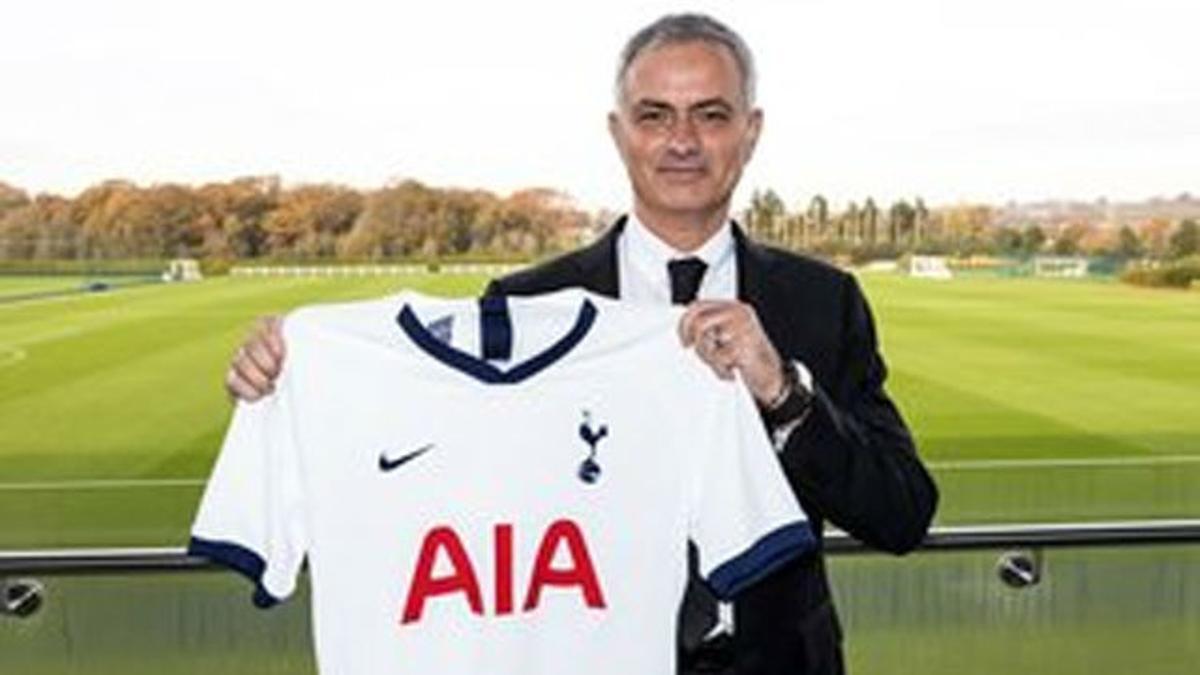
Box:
[761,361,814,448]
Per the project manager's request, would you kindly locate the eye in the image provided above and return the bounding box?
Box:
[636,109,669,125]
[696,108,731,124]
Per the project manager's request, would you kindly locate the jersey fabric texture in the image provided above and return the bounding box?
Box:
[189,288,815,675]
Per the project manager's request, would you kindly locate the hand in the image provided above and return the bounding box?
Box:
[225,316,286,402]
[677,300,786,406]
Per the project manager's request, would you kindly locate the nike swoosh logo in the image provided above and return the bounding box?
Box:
[379,444,435,472]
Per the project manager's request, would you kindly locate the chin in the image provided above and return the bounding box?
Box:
[647,186,719,213]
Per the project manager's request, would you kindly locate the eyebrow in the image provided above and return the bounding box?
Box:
[631,97,736,113]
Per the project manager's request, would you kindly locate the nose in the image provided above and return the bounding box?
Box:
[665,117,700,158]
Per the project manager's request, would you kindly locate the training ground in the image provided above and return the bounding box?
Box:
[1,271,1197,673]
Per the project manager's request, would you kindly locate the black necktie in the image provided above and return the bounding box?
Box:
[668,257,708,305]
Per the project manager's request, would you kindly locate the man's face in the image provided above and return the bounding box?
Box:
[610,40,762,222]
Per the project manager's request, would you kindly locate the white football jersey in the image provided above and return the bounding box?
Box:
[189,288,814,675]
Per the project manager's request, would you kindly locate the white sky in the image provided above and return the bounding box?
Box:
[2,0,1198,210]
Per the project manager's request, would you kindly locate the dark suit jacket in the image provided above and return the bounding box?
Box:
[486,217,938,675]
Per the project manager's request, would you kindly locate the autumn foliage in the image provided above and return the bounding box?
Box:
[0,178,592,262]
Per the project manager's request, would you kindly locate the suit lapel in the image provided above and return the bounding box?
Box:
[733,222,773,309]
[572,216,625,299]
[734,224,795,352]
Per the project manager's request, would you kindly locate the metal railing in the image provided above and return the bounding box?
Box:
[3,518,1199,618]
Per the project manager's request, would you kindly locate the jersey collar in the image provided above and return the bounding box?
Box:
[396,295,598,385]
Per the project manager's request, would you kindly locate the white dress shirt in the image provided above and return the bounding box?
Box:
[617,212,737,304]
[615,212,813,393]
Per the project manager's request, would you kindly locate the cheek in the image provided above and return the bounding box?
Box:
[711,146,743,181]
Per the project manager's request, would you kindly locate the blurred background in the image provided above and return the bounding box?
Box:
[1,1,1198,673]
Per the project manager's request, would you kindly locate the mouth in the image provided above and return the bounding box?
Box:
[656,166,707,181]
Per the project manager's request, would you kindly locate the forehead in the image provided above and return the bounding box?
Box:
[621,40,743,106]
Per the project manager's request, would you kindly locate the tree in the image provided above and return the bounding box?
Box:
[340,180,440,259]
[862,198,880,245]
[748,189,786,243]
[992,227,1023,255]
[913,198,929,245]
[806,194,828,248]
[0,182,29,219]
[263,184,363,258]
[1115,225,1143,259]
[841,201,859,245]
[0,196,79,259]
[1136,218,1172,258]
[1021,226,1046,256]
[1052,222,1089,256]
[887,200,916,247]
[1167,220,1199,259]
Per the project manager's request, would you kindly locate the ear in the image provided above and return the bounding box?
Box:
[607,110,626,157]
[742,107,764,163]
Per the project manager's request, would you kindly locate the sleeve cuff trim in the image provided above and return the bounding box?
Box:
[187,536,284,609]
[706,522,816,599]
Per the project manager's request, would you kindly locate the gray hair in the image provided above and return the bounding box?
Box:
[615,13,757,107]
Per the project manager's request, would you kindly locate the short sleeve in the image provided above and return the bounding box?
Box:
[188,345,308,608]
[688,376,816,600]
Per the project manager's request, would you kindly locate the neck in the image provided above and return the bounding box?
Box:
[633,203,729,253]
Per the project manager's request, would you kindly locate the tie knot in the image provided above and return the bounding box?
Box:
[668,257,708,305]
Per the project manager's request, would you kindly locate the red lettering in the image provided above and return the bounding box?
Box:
[401,520,606,625]
[523,519,607,611]
[401,526,484,624]
[494,523,514,615]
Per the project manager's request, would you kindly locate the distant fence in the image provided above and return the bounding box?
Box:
[230,263,527,278]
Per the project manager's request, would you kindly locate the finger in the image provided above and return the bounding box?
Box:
[226,366,266,402]
[694,344,736,381]
[678,304,706,346]
[231,351,275,396]
[710,338,743,373]
[262,316,286,360]
[245,340,282,379]
[691,329,739,377]
[692,312,739,349]
[679,300,738,346]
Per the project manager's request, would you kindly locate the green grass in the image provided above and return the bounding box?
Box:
[0,274,1197,549]
[863,275,1200,523]
[1,273,1198,674]
[0,275,144,300]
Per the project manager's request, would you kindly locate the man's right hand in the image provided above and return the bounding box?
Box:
[225,316,286,402]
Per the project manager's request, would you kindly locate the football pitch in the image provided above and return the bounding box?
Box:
[0,272,1198,549]
[1,271,1198,674]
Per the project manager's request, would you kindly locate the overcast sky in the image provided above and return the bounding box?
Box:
[2,0,1198,210]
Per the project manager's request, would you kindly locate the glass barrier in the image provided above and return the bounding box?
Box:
[1,544,1197,674]
[831,545,1200,674]
[0,571,315,675]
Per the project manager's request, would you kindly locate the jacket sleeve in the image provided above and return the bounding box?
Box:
[777,275,938,554]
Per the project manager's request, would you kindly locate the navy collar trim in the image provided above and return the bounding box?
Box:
[397,297,598,384]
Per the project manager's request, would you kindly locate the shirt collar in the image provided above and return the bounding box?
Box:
[624,211,735,271]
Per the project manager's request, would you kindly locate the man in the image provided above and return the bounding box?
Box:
[226,13,937,675]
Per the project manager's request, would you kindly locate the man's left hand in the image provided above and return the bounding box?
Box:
[678,300,786,406]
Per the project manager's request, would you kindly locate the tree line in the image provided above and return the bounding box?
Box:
[0,178,592,262]
[2,178,1197,264]
[742,189,1200,262]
